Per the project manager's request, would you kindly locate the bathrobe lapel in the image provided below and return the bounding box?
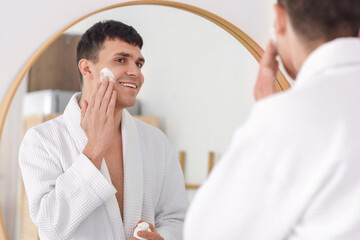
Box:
[121,109,144,239]
[100,161,125,240]
[63,93,126,239]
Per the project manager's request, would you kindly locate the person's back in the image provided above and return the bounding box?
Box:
[184,0,360,239]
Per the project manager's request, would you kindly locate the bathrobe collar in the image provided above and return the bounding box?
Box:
[294,37,360,88]
[63,93,88,151]
[63,93,144,239]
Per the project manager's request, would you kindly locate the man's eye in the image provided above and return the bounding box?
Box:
[136,62,143,68]
[116,58,125,63]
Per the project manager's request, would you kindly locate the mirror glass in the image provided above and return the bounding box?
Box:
[0,4,261,239]
[65,4,258,177]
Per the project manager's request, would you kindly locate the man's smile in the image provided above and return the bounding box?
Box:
[120,82,137,89]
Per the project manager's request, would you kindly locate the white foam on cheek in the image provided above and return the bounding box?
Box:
[100,68,115,82]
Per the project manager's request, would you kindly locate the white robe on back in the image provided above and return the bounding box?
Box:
[184,38,360,239]
[19,93,189,240]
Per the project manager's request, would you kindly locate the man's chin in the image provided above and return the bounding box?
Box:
[115,100,136,110]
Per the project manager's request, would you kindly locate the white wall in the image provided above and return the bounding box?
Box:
[0,75,27,240]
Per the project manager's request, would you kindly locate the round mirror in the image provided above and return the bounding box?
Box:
[0,2,290,239]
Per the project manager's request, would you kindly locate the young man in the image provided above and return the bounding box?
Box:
[184,0,360,239]
[19,20,188,240]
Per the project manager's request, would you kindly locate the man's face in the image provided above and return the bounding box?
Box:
[89,38,145,109]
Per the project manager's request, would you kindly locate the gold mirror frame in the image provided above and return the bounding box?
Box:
[0,0,291,141]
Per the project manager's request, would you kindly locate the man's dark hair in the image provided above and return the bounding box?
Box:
[278,0,360,44]
[76,20,143,88]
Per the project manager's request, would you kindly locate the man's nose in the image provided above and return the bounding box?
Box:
[126,63,140,77]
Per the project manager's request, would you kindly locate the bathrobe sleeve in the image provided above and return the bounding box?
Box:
[154,143,189,240]
[19,128,116,240]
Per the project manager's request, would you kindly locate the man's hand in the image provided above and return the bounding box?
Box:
[81,79,117,169]
[254,40,279,101]
[131,220,164,240]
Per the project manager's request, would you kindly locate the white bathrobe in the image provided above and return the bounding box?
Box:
[184,38,360,239]
[19,93,189,240]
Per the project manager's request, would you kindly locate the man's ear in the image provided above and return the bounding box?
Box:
[273,4,287,36]
[78,59,93,80]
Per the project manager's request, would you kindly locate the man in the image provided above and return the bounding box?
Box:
[184,0,360,239]
[19,20,188,240]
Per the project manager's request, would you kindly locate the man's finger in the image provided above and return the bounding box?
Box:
[147,222,155,232]
[139,231,163,240]
[94,79,109,109]
[275,60,279,70]
[89,82,101,108]
[254,41,279,101]
[137,231,157,239]
[100,81,114,113]
[81,100,88,121]
[101,75,110,82]
[106,90,116,116]
[261,41,277,69]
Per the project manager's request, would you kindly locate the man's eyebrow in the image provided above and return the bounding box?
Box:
[113,52,145,63]
[113,52,131,57]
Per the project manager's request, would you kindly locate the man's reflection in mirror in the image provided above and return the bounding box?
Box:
[19,20,188,240]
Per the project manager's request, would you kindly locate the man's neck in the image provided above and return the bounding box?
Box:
[292,37,325,78]
[113,108,123,133]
